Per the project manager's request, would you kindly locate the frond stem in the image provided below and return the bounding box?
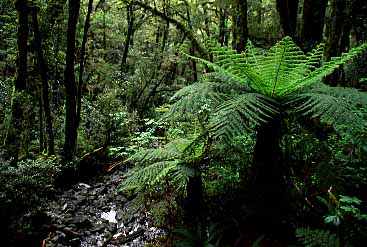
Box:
[272,45,286,97]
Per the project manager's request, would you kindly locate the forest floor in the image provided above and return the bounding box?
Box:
[10,165,163,247]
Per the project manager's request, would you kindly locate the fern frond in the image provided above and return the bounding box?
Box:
[305,43,325,71]
[126,146,181,163]
[291,43,367,94]
[309,83,367,108]
[164,82,228,120]
[296,227,338,247]
[170,164,196,190]
[290,91,365,130]
[120,160,180,191]
[210,93,278,143]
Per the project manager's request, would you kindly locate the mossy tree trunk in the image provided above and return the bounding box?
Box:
[121,3,135,71]
[232,0,248,53]
[77,0,94,129]
[31,7,55,155]
[5,0,29,165]
[64,0,81,161]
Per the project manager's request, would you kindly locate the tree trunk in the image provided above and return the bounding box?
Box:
[324,0,349,60]
[77,0,94,128]
[251,113,292,239]
[5,0,29,164]
[218,8,228,46]
[121,4,135,70]
[183,172,205,236]
[276,0,299,38]
[301,0,327,52]
[31,7,55,155]
[64,0,81,161]
[350,0,367,42]
[232,0,248,53]
[38,91,44,153]
[324,0,351,86]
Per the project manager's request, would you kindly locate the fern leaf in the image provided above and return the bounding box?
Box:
[290,91,365,130]
[120,160,180,191]
[210,93,278,143]
[290,43,367,94]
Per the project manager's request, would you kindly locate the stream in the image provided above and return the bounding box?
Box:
[35,165,163,247]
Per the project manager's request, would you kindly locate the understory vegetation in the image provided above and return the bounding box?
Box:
[1,0,367,246]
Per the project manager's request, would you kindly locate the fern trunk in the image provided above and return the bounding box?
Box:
[251,113,292,239]
[183,172,205,234]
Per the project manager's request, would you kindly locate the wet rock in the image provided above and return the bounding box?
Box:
[69,238,81,247]
[40,167,163,247]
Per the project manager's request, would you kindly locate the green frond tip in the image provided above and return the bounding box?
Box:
[182,36,367,98]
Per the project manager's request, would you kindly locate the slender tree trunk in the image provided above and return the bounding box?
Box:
[218,8,228,46]
[276,0,299,38]
[121,4,135,70]
[64,0,81,161]
[301,0,327,52]
[203,3,210,37]
[232,0,248,53]
[5,0,29,164]
[77,0,94,129]
[184,0,197,81]
[103,9,107,50]
[31,7,55,155]
[38,91,44,153]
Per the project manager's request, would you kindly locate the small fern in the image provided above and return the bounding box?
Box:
[120,136,205,192]
[296,227,338,247]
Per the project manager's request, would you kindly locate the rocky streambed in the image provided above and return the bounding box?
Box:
[40,165,163,247]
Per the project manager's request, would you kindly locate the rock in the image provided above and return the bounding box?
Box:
[90,224,105,233]
[74,195,87,205]
[107,222,117,232]
[69,238,81,247]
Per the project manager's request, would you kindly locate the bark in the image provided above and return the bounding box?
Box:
[64,0,81,161]
[184,0,197,81]
[276,0,299,38]
[77,0,94,128]
[324,0,351,86]
[324,0,349,60]
[31,7,55,155]
[14,0,28,91]
[5,0,29,164]
[350,0,367,42]
[218,8,228,46]
[121,4,135,69]
[301,0,327,51]
[251,113,292,239]
[232,0,248,53]
[38,92,44,152]
[183,172,205,236]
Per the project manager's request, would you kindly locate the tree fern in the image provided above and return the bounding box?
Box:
[174,37,367,142]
